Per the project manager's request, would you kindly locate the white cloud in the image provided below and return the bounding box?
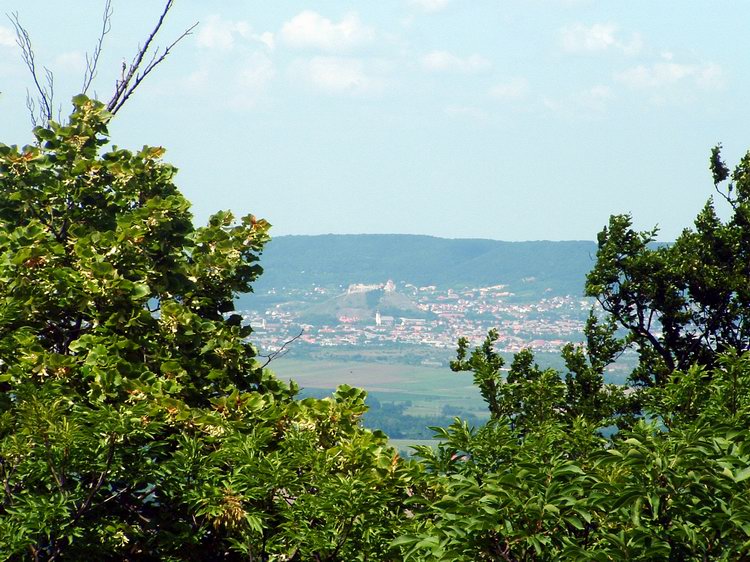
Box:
[562,23,615,51]
[421,51,490,73]
[0,26,15,48]
[239,53,275,90]
[615,62,725,91]
[256,32,275,51]
[409,0,450,13]
[292,56,384,95]
[185,66,210,89]
[587,84,611,98]
[561,23,642,55]
[189,16,276,109]
[185,50,275,110]
[578,84,611,111]
[622,35,644,56]
[197,15,273,51]
[230,52,276,109]
[281,11,374,52]
[198,15,248,50]
[489,77,528,100]
[693,64,725,89]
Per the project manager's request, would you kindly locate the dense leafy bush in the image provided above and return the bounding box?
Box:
[2,97,750,561]
[395,145,750,560]
[0,97,416,560]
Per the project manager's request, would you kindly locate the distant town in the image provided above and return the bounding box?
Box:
[240,281,593,364]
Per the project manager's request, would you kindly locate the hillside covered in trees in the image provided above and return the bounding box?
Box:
[249,235,597,297]
[2,96,750,560]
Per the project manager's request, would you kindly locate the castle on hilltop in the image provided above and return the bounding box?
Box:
[346,279,396,294]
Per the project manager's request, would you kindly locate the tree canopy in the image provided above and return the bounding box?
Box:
[2,96,750,561]
[586,145,750,388]
[0,97,416,560]
[396,145,750,560]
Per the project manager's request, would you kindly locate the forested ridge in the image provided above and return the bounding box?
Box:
[248,235,597,297]
[2,97,750,560]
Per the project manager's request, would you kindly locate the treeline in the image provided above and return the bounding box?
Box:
[2,98,750,560]
[243,235,596,300]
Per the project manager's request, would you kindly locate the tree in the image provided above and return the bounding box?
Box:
[586,145,750,388]
[561,313,635,427]
[396,147,750,561]
[8,0,196,125]
[0,97,415,560]
[450,322,627,432]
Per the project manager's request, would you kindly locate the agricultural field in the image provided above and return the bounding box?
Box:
[270,358,485,417]
[270,354,633,439]
[389,439,439,458]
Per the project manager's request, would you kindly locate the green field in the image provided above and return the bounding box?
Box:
[269,355,632,440]
[270,358,486,417]
[389,439,439,458]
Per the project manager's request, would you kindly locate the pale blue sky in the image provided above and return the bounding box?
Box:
[2,1,748,241]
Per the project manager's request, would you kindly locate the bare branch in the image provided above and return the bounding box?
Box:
[107,0,198,116]
[713,182,737,210]
[259,329,304,368]
[24,90,37,127]
[81,0,113,95]
[8,12,53,124]
[10,2,195,123]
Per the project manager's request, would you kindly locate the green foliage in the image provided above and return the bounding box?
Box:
[451,323,627,432]
[450,330,568,431]
[586,145,750,389]
[0,97,415,560]
[4,97,750,561]
[450,330,506,419]
[562,313,635,427]
[394,147,750,561]
[399,353,750,561]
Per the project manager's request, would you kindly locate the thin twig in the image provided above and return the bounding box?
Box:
[42,433,64,492]
[107,0,198,115]
[8,12,53,125]
[10,2,195,124]
[713,182,738,210]
[82,0,113,95]
[259,329,304,368]
[24,92,37,127]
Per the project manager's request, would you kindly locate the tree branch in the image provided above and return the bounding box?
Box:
[107,0,198,115]
[81,0,113,96]
[7,12,53,126]
[259,329,304,368]
[71,432,117,525]
[10,1,195,125]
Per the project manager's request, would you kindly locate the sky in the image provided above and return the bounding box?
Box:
[1,1,748,242]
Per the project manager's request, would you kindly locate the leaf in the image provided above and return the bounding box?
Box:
[735,466,750,483]
[131,283,151,299]
[544,503,560,515]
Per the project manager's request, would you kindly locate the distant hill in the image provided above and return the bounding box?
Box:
[302,284,432,324]
[242,234,598,301]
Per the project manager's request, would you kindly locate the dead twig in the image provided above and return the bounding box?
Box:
[81,0,113,96]
[9,0,197,125]
[259,329,304,368]
[107,0,198,115]
[8,11,54,126]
